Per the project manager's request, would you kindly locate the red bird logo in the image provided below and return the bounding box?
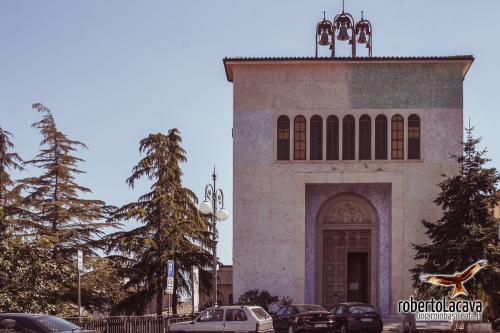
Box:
[419,259,487,298]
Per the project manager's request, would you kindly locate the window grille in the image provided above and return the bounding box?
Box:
[327,115,339,160]
[391,115,404,159]
[310,115,323,160]
[277,115,290,160]
[359,115,371,160]
[375,115,388,160]
[342,115,355,160]
[294,116,306,160]
[408,114,420,159]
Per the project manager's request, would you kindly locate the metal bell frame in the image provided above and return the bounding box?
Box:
[331,9,355,57]
[315,11,334,58]
[354,11,372,57]
[315,3,372,58]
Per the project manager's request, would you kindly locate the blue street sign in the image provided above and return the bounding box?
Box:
[167,260,174,277]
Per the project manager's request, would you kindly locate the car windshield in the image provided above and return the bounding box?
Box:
[349,306,376,314]
[32,316,80,332]
[250,308,271,320]
[297,305,326,312]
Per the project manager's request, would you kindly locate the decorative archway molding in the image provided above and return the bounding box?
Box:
[292,171,404,316]
[315,193,379,308]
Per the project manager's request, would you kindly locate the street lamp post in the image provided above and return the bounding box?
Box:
[200,167,229,306]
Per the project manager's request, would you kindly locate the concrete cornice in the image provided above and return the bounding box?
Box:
[223,55,474,82]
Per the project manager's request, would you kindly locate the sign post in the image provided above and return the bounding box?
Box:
[167,260,174,317]
[77,250,83,323]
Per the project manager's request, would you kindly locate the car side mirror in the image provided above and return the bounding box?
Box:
[13,325,22,332]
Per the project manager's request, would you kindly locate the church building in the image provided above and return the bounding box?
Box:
[223,9,473,315]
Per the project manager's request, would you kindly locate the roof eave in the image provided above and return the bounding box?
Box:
[223,56,475,82]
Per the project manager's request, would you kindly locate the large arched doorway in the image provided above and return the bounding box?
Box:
[315,194,379,308]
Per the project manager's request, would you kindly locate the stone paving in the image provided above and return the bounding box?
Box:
[381,317,495,333]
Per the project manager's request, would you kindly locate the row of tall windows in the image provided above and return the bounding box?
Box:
[276,114,421,161]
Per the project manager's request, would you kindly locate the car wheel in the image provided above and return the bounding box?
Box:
[340,325,348,333]
[288,324,296,333]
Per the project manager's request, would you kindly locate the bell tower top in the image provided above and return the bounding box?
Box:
[315,0,372,58]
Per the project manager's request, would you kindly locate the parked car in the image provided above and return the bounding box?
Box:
[403,312,453,333]
[327,303,383,333]
[0,314,100,333]
[167,305,275,332]
[272,304,335,333]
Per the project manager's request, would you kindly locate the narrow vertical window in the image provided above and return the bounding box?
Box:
[391,115,404,159]
[359,115,371,160]
[327,115,339,160]
[342,115,355,160]
[310,115,323,160]
[408,114,420,159]
[294,115,306,160]
[277,115,290,160]
[375,115,388,160]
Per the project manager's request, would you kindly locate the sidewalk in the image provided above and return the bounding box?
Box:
[380,319,496,333]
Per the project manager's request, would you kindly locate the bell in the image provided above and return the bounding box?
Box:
[357,29,367,44]
[319,30,330,46]
[337,24,350,41]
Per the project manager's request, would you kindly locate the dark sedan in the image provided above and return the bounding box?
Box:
[273,304,335,333]
[0,314,100,333]
[328,303,383,333]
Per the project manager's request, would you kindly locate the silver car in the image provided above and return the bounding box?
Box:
[403,313,453,333]
[168,305,275,332]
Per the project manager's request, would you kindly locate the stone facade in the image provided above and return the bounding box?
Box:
[224,56,474,315]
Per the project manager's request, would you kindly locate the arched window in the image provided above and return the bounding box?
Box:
[326,115,339,160]
[375,115,388,160]
[310,115,323,160]
[408,114,420,159]
[342,115,355,160]
[294,115,306,160]
[277,115,290,160]
[359,115,371,160]
[391,115,404,159]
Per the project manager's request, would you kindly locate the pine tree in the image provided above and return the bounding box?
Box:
[411,127,500,299]
[105,129,213,316]
[16,103,115,312]
[0,126,72,313]
[0,127,24,231]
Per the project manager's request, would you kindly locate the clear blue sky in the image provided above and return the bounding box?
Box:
[1,0,499,266]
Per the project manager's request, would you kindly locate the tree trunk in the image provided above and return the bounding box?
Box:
[172,281,178,315]
[156,281,163,316]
